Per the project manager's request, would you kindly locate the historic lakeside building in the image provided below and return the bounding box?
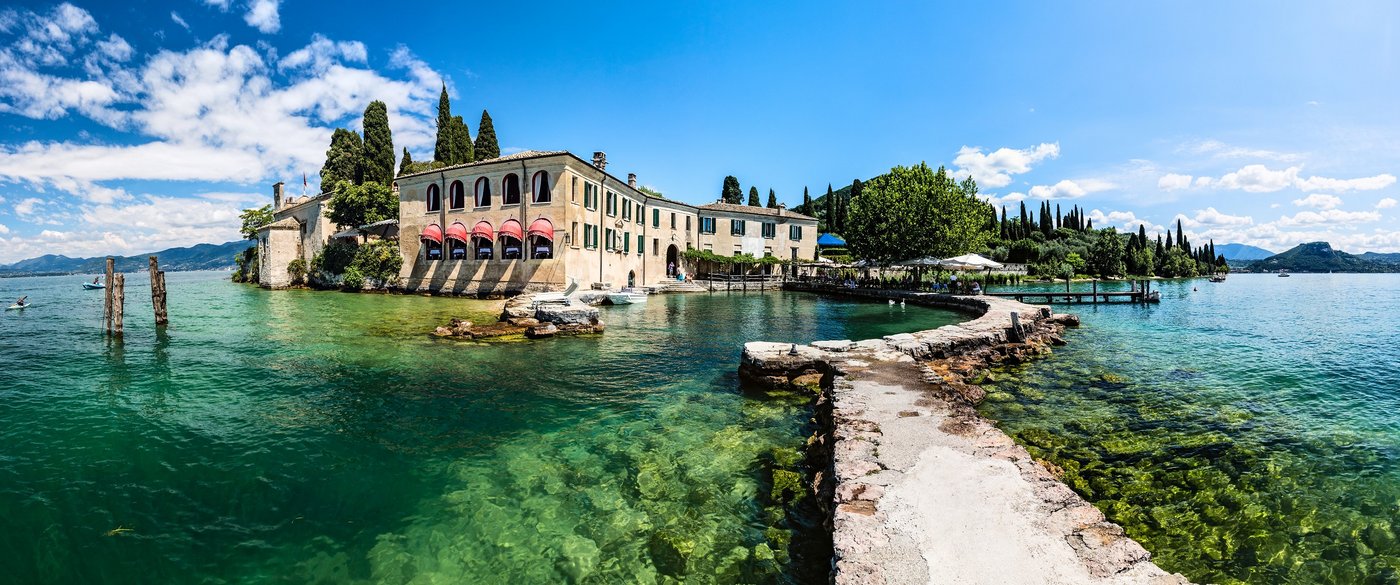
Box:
[257,150,819,293]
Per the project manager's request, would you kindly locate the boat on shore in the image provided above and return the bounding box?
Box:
[607,289,648,305]
[1209,274,1226,283]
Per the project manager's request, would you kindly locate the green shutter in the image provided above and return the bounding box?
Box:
[623,232,631,254]
[637,234,644,255]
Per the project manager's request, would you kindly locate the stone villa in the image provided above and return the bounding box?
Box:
[257,150,819,293]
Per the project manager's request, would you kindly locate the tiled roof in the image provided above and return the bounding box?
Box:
[396,150,569,179]
[257,217,301,231]
[697,202,817,221]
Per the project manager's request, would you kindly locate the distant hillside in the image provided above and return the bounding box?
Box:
[1359,252,1400,265]
[0,241,251,277]
[1247,242,1399,273]
[1216,243,1274,261]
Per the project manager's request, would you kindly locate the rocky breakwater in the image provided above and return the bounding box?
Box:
[433,294,605,340]
[740,292,1191,585]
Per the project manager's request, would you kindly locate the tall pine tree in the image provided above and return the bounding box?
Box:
[433,85,453,164]
[320,128,363,187]
[721,176,742,204]
[398,148,413,177]
[361,101,396,186]
[474,110,500,160]
[747,186,761,207]
[450,115,473,165]
[824,184,835,232]
[801,186,812,216]
[766,188,779,209]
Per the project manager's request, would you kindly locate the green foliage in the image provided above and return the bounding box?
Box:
[682,248,786,267]
[341,266,365,290]
[402,160,447,175]
[320,128,363,187]
[434,85,453,164]
[637,185,665,199]
[1090,228,1127,278]
[747,186,761,206]
[450,115,473,165]
[360,100,396,186]
[474,110,500,160]
[824,184,835,232]
[845,162,992,265]
[398,148,413,177]
[239,204,273,240]
[801,187,812,216]
[766,188,779,209]
[310,239,357,280]
[287,258,307,285]
[1158,247,1199,278]
[231,246,258,283]
[349,239,403,289]
[326,181,398,231]
[721,175,742,204]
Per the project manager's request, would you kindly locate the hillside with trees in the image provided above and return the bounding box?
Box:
[1243,242,1400,273]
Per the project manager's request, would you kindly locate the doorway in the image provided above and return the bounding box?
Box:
[666,244,679,277]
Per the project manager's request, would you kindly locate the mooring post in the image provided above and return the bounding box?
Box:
[103,257,115,333]
[149,256,169,326]
[112,273,125,337]
[1092,279,1098,303]
[1009,311,1024,342]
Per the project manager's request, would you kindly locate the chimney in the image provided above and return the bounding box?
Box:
[273,181,285,209]
[592,151,607,170]
[627,173,637,189]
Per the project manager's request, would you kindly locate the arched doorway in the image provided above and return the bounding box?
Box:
[666,244,679,277]
[627,270,636,288]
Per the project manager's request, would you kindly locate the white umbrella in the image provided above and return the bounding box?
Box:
[939,253,1003,270]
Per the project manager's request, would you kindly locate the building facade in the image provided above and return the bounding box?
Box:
[260,150,818,294]
[255,183,335,289]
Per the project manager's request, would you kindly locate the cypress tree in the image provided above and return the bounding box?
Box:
[361,100,396,186]
[748,186,760,207]
[721,176,742,204]
[1019,201,1030,237]
[474,110,500,160]
[398,148,412,177]
[1138,224,1148,249]
[1000,206,1008,240]
[817,186,828,232]
[766,188,779,209]
[802,186,812,216]
[434,85,452,164]
[451,115,473,165]
[1056,204,1062,230]
[320,128,363,187]
[1087,218,1093,230]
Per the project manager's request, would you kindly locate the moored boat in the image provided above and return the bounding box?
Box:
[82,282,105,290]
[1278,269,1290,277]
[607,289,648,305]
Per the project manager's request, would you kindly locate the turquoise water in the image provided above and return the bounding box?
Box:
[0,271,962,584]
[980,274,1400,584]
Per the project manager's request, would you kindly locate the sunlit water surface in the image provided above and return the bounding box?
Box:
[0,271,962,584]
[981,274,1400,585]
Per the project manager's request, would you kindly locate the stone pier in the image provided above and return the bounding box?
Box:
[741,288,1192,585]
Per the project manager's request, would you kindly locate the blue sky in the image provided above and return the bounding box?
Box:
[2,0,1400,263]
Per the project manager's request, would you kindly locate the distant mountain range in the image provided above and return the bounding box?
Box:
[1240,242,1400,273]
[0,241,252,277]
[1216,243,1275,261]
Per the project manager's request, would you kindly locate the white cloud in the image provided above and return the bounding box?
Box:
[279,34,368,73]
[952,142,1059,188]
[1216,164,1299,192]
[1295,173,1396,192]
[1378,198,1397,210]
[14,197,44,217]
[1276,209,1381,227]
[1185,139,1303,163]
[982,192,1025,207]
[170,11,190,31]
[1188,164,1398,194]
[1175,207,1253,228]
[203,0,233,11]
[1025,178,1113,200]
[1087,209,1163,233]
[7,3,99,67]
[1158,173,1192,191]
[0,223,9,235]
[93,33,132,62]
[1292,194,1342,209]
[244,0,280,34]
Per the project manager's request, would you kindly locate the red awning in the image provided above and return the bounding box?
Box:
[420,223,443,244]
[527,218,554,240]
[499,219,523,241]
[470,220,493,241]
[445,222,469,243]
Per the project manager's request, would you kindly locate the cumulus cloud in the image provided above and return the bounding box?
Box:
[1026,178,1113,200]
[1292,194,1342,209]
[1158,173,1192,191]
[952,142,1059,188]
[1276,209,1382,227]
[1087,209,1163,233]
[1185,164,1397,194]
[244,0,280,34]
[279,34,368,73]
[0,223,8,235]
[1175,207,1253,229]
[1377,198,1397,210]
[14,197,43,217]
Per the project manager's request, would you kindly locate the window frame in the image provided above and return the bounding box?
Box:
[730,218,746,236]
[426,183,441,212]
[474,177,492,208]
[502,173,521,205]
[531,170,552,204]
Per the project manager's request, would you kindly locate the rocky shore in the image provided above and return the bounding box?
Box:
[432,294,605,340]
[741,287,1192,585]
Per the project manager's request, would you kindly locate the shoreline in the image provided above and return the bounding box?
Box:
[741,286,1191,584]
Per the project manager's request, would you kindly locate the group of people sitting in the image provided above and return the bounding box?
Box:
[797,274,984,295]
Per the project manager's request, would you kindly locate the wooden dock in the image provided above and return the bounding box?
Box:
[985,280,1159,304]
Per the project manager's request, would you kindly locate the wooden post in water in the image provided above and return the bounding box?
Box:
[103,257,115,334]
[1092,279,1098,303]
[149,256,169,326]
[1009,311,1024,342]
[111,273,125,337]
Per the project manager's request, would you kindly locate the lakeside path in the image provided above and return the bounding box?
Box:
[741,287,1192,585]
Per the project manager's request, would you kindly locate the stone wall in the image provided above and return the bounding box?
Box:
[740,286,1192,584]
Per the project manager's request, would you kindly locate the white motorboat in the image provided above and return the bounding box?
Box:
[607,289,648,305]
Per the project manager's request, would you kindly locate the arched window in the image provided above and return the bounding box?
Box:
[532,171,552,204]
[449,180,465,209]
[470,221,493,260]
[502,174,520,205]
[426,184,441,212]
[474,177,492,207]
[499,219,523,259]
[528,217,554,259]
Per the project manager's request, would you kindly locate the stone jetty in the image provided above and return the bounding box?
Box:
[741,287,1192,585]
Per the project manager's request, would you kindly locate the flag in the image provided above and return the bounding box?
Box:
[303,173,308,188]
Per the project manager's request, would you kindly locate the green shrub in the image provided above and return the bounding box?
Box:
[349,240,403,289]
[312,239,358,280]
[341,266,365,291]
[287,258,307,285]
